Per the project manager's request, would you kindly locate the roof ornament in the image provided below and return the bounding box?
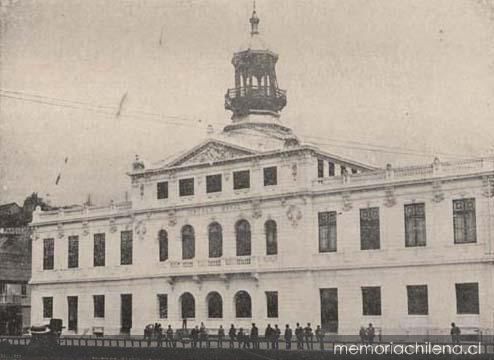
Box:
[250,1,259,36]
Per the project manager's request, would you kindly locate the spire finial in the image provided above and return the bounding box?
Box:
[250,1,259,36]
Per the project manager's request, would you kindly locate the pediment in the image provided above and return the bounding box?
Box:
[168,140,257,167]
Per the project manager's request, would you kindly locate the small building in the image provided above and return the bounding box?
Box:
[29,8,494,337]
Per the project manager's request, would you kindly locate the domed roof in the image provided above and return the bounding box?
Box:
[237,33,270,52]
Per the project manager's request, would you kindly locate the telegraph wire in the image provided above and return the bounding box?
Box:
[0,88,481,159]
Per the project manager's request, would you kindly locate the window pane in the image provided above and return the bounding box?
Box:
[208,223,222,258]
[206,174,222,193]
[319,212,337,252]
[317,159,324,178]
[360,208,380,250]
[236,220,251,256]
[157,181,168,199]
[362,287,381,315]
[263,167,277,186]
[158,294,168,319]
[182,225,195,260]
[233,170,250,190]
[265,220,277,255]
[407,285,428,315]
[94,234,105,267]
[43,238,54,270]
[159,230,168,262]
[453,198,476,244]
[266,291,278,318]
[120,231,133,265]
[68,236,79,268]
[93,295,105,318]
[235,291,252,318]
[456,283,479,314]
[43,297,53,318]
[328,162,335,176]
[405,203,426,247]
[181,293,195,319]
[179,178,194,196]
[207,292,223,318]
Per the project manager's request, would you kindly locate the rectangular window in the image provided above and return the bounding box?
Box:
[266,291,278,318]
[453,198,477,244]
[263,166,277,186]
[206,174,222,193]
[318,211,337,252]
[179,178,194,196]
[43,238,54,270]
[158,294,168,319]
[341,165,347,175]
[318,159,324,178]
[362,286,381,316]
[157,181,168,199]
[21,284,27,296]
[120,231,133,265]
[67,296,78,331]
[404,203,426,247]
[328,162,335,176]
[351,168,358,174]
[68,236,79,268]
[407,285,428,315]
[360,208,380,250]
[93,295,105,318]
[0,282,6,294]
[42,297,53,318]
[456,283,479,314]
[233,170,250,190]
[93,233,105,267]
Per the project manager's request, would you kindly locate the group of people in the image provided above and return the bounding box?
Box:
[358,323,377,344]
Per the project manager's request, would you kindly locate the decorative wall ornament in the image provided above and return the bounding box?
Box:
[342,192,353,211]
[223,172,230,182]
[384,187,396,207]
[168,210,177,227]
[432,181,444,203]
[172,142,254,167]
[251,158,260,169]
[291,163,298,181]
[31,227,39,241]
[57,223,64,239]
[135,219,147,240]
[109,218,117,233]
[82,221,89,237]
[482,176,494,198]
[251,200,262,219]
[139,184,145,199]
[286,204,302,227]
[280,197,287,207]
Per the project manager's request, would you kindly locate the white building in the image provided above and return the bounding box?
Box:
[30,8,494,337]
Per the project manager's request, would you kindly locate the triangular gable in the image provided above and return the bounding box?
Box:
[167,139,258,167]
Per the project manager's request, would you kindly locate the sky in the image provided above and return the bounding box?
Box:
[1,0,494,206]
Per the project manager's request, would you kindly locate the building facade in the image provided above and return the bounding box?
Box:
[0,203,31,335]
[30,9,494,337]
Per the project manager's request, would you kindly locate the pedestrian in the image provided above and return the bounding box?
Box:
[315,325,324,350]
[218,325,225,348]
[284,324,292,350]
[359,326,366,344]
[237,328,245,348]
[229,324,236,348]
[191,325,199,348]
[273,324,280,350]
[166,325,174,348]
[250,323,258,349]
[264,324,273,349]
[366,323,375,344]
[199,322,207,348]
[450,322,461,343]
[304,323,313,350]
[295,323,304,350]
[155,323,162,347]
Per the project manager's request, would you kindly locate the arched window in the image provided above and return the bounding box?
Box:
[235,291,252,318]
[207,292,223,318]
[182,225,195,260]
[235,220,251,256]
[208,222,223,258]
[265,220,277,255]
[158,230,168,262]
[180,292,195,319]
